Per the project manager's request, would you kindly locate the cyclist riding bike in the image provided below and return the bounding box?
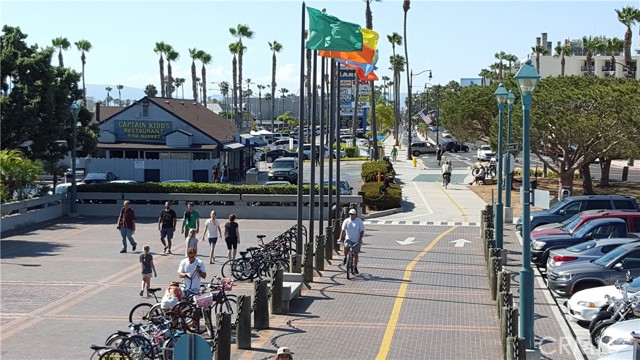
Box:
[340,209,365,275]
[441,160,452,188]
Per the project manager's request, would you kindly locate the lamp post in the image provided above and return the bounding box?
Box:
[69,102,80,216]
[407,69,432,160]
[493,84,508,249]
[505,90,516,209]
[514,59,541,350]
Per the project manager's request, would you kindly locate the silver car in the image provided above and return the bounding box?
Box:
[547,238,640,272]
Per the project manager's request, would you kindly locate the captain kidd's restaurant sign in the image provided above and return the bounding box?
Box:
[114,121,172,141]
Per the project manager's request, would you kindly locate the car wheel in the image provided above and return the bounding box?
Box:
[464,147,469,152]
[266,156,274,163]
[412,150,420,156]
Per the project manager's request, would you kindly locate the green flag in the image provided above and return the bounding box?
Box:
[306,7,363,52]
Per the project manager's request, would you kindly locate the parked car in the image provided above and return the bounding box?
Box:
[597,319,640,355]
[261,149,298,163]
[532,210,640,241]
[110,180,137,184]
[517,195,640,231]
[440,141,469,153]
[53,182,73,194]
[161,179,193,183]
[268,157,298,184]
[323,180,353,195]
[547,238,640,272]
[547,242,640,297]
[567,276,640,322]
[531,217,638,268]
[270,138,299,151]
[410,142,437,156]
[476,145,496,161]
[442,130,452,138]
[83,172,118,184]
[264,181,293,186]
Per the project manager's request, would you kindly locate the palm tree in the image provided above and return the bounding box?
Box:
[229,24,254,115]
[389,54,405,145]
[478,69,493,86]
[604,37,625,76]
[144,84,158,97]
[403,0,411,152]
[105,86,112,106]
[188,48,200,101]
[531,44,549,73]
[153,42,169,97]
[268,41,283,129]
[582,36,603,75]
[52,37,70,67]
[553,40,573,76]
[229,42,242,127]
[174,78,186,99]
[387,32,402,63]
[257,84,266,120]
[219,81,230,117]
[116,84,124,106]
[381,75,390,101]
[264,92,273,122]
[494,51,507,80]
[74,39,92,105]
[279,88,289,116]
[615,6,640,78]
[198,51,212,106]
[505,53,518,73]
[165,47,179,98]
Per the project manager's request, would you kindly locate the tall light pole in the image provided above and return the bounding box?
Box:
[407,69,432,160]
[514,59,541,350]
[505,90,516,210]
[493,84,508,249]
[69,102,80,216]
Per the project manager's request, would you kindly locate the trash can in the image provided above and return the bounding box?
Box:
[561,186,571,200]
[245,168,258,185]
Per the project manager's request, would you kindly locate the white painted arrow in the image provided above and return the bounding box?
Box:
[450,239,472,247]
[396,237,417,246]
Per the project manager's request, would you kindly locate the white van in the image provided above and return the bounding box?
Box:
[270,138,299,151]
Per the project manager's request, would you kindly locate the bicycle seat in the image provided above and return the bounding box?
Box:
[239,251,248,257]
[90,345,110,351]
[148,288,161,294]
[246,246,259,251]
[256,235,266,240]
[117,329,131,336]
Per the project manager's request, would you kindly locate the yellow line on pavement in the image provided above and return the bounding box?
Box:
[375,226,458,360]
[437,181,469,222]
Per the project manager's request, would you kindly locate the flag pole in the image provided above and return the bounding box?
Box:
[319,56,326,235]
[296,1,306,253]
[309,50,318,246]
[328,59,336,225]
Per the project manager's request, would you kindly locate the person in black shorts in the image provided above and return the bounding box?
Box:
[224,213,240,260]
[158,201,177,254]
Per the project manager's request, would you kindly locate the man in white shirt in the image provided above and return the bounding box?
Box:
[177,247,207,296]
[340,209,365,274]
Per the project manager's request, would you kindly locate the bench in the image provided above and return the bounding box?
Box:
[279,272,304,312]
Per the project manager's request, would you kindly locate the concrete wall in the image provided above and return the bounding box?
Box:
[1,194,67,234]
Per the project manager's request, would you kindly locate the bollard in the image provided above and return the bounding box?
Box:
[325,226,333,260]
[315,235,325,271]
[270,268,283,315]
[290,254,302,273]
[303,242,314,282]
[253,280,269,330]
[497,271,511,301]
[506,336,516,360]
[514,337,526,360]
[509,307,519,338]
[501,307,509,359]
[214,313,231,360]
[489,257,498,301]
[236,295,251,349]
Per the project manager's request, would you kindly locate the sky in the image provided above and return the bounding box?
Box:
[3,0,639,100]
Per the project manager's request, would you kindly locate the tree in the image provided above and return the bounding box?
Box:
[269,40,282,129]
[165,47,179,98]
[116,84,124,105]
[153,42,169,97]
[531,44,549,73]
[188,48,199,101]
[0,149,44,202]
[389,54,405,145]
[144,84,158,97]
[229,42,242,127]
[174,78,185,99]
[371,103,393,132]
[279,88,289,115]
[278,111,298,128]
[504,53,518,73]
[604,37,625,75]
[105,86,112,106]
[403,0,411,156]
[553,39,574,76]
[381,75,390,101]
[51,37,70,67]
[582,36,603,75]
[494,51,507,80]
[615,6,640,78]
[229,24,254,114]
[74,39,92,105]
[478,68,494,86]
[198,50,212,106]
[219,81,230,117]
[257,84,266,120]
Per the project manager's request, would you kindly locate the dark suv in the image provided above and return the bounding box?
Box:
[517,195,640,231]
[410,142,437,156]
[441,141,469,153]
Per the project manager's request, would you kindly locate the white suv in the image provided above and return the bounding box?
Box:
[477,145,495,161]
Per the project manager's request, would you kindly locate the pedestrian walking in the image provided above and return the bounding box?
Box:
[224,214,240,260]
[314,147,320,166]
[436,145,443,166]
[139,245,157,297]
[158,201,177,254]
[181,202,199,235]
[202,210,222,264]
[391,145,398,163]
[185,228,198,257]
[116,200,137,253]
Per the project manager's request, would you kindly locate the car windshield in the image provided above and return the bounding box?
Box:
[547,198,569,213]
[593,245,628,266]
[273,161,295,169]
[572,220,599,238]
[480,145,491,151]
[563,215,585,233]
[566,240,597,253]
[85,173,107,179]
[323,180,348,190]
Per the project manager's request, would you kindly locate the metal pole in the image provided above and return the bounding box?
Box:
[335,63,341,220]
[70,112,78,215]
[309,51,317,243]
[495,102,504,248]
[319,57,326,234]
[406,70,413,160]
[328,60,335,224]
[505,101,513,208]
[520,94,535,349]
[435,90,440,146]
[296,2,306,251]
[371,80,378,161]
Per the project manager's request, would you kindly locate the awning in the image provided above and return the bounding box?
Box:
[240,134,267,147]
[222,142,245,150]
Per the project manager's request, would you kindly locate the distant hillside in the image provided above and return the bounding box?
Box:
[86,84,145,102]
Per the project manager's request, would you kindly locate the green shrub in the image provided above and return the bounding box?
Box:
[77,182,327,194]
[361,160,395,183]
[361,182,401,210]
[345,146,358,158]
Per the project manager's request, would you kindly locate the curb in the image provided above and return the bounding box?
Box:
[610,162,640,171]
[361,207,403,219]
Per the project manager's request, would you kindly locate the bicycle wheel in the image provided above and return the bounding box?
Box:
[214,295,238,325]
[98,349,131,360]
[118,335,155,360]
[346,251,353,280]
[231,259,252,281]
[164,310,188,333]
[220,259,235,279]
[172,302,199,333]
[105,333,127,348]
[202,307,214,338]
[128,303,153,323]
[146,303,165,323]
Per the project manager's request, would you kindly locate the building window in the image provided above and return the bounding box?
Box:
[145,152,160,159]
[159,152,171,159]
[193,152,210,160]
[170,152,190,160]
[110,150,124,159]
[124,150,140,158]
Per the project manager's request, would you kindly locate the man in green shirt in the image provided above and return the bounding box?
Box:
[181,202,200,235]
[391,146,398,163]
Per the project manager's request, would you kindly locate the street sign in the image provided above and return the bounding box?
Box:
[505,143,519,152]
[174,334,212,360]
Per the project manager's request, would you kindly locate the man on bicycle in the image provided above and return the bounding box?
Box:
[178,248,207,296]
[441,159,452,187]
[340,209,365,274]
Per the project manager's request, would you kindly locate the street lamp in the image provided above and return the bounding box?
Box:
[69,102,80,216]
[505,90,516,210]
[493,84,508,249]
[514,59,541,350]
[407,69,432,160]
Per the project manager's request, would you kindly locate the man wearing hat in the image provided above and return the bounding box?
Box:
[275,346,293,359]
[340,208,365,274]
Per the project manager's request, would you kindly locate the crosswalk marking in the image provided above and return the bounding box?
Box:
[364,220,479,227]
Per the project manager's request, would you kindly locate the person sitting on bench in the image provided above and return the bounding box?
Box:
[470,165,486,185]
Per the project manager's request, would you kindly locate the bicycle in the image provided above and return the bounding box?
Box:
[128,287,163,323]
[442,173,451,188]
[344,242,357,280]
[89,345,131,360]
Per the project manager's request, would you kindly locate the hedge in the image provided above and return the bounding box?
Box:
[361,160,395,183]
[76,182,332,194]
[361,182,401,210]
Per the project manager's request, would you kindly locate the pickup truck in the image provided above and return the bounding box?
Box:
[531,217,639,268]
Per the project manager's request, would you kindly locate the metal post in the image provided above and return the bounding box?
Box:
[520,94,534,349]
[505,98,513,208]
[406,70,413,160]
[371,80,378,161]
[496,101,505,249]
[236,295,251,349]
[254,279,270,329]
[296,3,306,253]
[319,57,326,235]
[335,63,341,220]
[69,103,80,215]
[309,51,317,244]
[328,60,335,225]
